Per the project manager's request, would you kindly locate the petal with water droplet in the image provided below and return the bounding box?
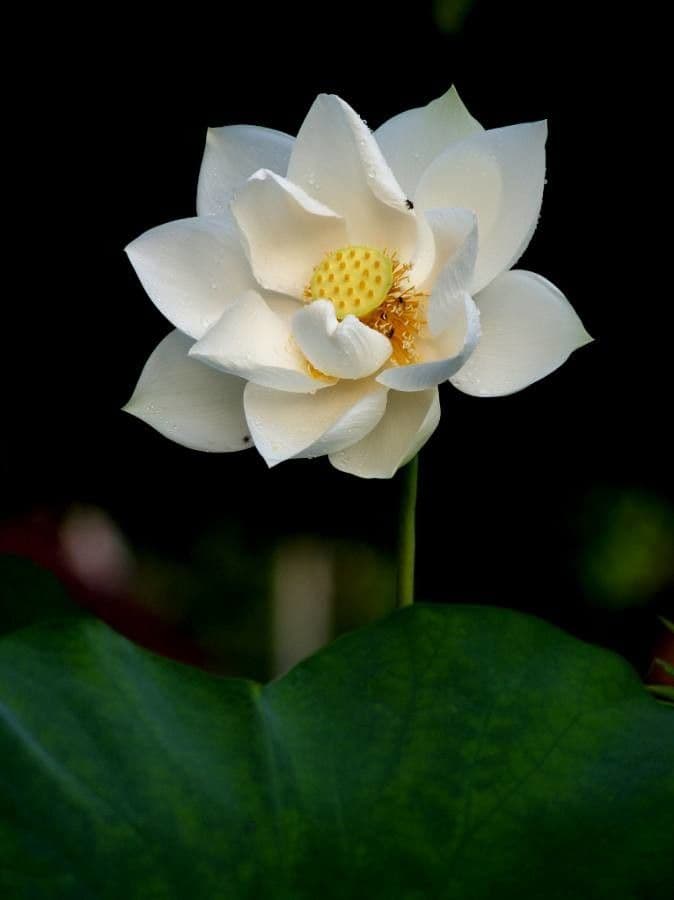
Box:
[124,331,251,452]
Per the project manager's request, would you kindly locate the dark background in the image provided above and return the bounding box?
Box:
[3,0,672,676]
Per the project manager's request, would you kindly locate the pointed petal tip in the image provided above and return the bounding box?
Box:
[443,84,462,104]
[123,237,139,258]
[579,328,594,347]
[321,92,346,105]
[452,271,592,397]
[121,398,144,420]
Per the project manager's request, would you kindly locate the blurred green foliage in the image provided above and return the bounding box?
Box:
[133,525,396,680]
[432,0,476,33]
[134,525,274,677]
[654,658,674,678]
[0,555,78,635]
[648,683,674,703]
[578,489,674,608]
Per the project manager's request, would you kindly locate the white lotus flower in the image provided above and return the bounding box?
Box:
[125,89,591,478]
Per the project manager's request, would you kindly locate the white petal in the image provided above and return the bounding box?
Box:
[231,169,347,298]
[126,214,255,339]
[263,293,305,324]
[330,389,440,479]
[123,331,250,452]
[422,208,478,324]
[189,290,335,393]
[375,86,483,200]
[377,293,480,392]
[244,379,388,467]
[292,300,391,380]
[415,122,548,293]
[451,270,592,397]
[287,94,420,261]
[197,125,293,216]
[409,212,437,289]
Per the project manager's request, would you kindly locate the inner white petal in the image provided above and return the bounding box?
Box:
[189,290,335,393]
[292,300,392,380]
[231,168,347,299]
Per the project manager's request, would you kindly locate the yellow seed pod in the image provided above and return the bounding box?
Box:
[309,246,393,319]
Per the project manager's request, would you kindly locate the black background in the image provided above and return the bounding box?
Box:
[5,0,672,669]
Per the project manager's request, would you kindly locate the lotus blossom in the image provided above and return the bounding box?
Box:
[125,89,590,478]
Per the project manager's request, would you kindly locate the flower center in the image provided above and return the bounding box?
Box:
[305,245,427,365]
[307,246,393,319]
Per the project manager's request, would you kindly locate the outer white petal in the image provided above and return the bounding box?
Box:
[451,270,592,397]
[189,291,335,393]
[231,169,347,298]
[286,94,420,262]
[197,125,293,216]
[292,300,391,380]
[415,122,547,293]
[123,331,250,452]
[244,379,388,467]
[375,87,484,200]
[377,293,480,392]
[329,389,440,479]
[422,208,478,323]
[126,213,255,339]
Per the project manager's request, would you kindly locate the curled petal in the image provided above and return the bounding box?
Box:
[197,125,293,216]
[415,122,547,293]
[375,86,483,200]
[377,293,480,392]
[244,379,388,467]
[451,270,592,397]
[287,94,421,261]
[123,331,250,452]
[190,291,335,393]
[292,300,392,380]
[330,389,440,479]
[126,214,256,339]
[231,169,347,299]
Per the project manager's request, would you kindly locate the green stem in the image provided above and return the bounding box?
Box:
[397,455,418,608]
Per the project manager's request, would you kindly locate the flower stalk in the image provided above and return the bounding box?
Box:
[397,455,419,607]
